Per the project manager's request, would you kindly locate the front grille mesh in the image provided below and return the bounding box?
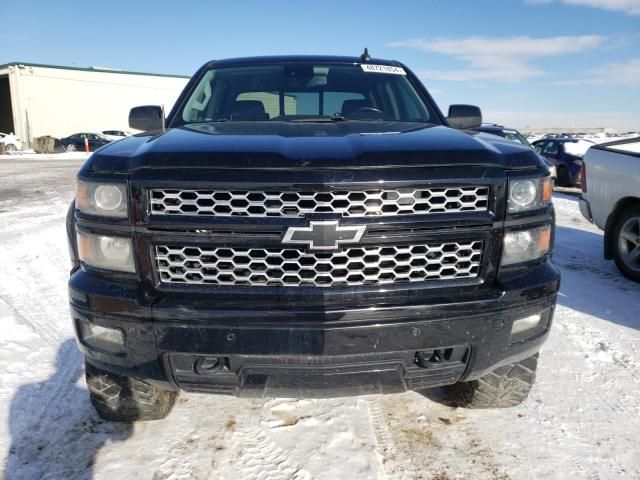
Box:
[155,241,483,287]
[149,187,489,217]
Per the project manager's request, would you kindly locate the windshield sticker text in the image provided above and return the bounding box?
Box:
[360,64,406,75]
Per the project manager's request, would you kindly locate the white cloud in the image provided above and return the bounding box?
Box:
[553,58,640,85]
[525,0,640,15]
[589,57,640,84]
[418,64,543,83]
[388,35,605,82]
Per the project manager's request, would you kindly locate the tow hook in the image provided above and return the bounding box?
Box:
[194,356,228,375]
[415,349,444,368]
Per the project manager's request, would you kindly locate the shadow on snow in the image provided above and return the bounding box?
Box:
[4,339,132,479]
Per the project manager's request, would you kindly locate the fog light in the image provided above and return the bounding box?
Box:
[78,319,125,354]
[511,313,542,337]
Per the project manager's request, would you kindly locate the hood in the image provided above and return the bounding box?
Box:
[84,121,540,174]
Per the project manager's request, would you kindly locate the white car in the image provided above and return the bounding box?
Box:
[101,130,130,141]
[0,132,22,152]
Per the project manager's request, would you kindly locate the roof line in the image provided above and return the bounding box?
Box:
[204,54,403,68]
[0,61,190,79]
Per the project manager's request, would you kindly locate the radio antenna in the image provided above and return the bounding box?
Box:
[360,47,371,63]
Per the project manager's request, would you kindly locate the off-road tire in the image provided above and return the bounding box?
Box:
[85,362,177,422]
[444,353,538,408]
[611,206,640,283]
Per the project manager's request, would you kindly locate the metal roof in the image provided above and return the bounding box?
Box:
[0,61,190,79]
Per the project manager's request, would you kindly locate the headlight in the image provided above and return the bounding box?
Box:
[77,232,136,272]
[76,181,127,217]
[501,225,551,266]
[508,177,552,213]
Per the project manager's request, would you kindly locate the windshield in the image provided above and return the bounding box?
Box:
[503,129,532,148]
[175,63,440,126]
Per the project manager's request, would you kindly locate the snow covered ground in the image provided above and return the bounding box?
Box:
[1,156,639,480]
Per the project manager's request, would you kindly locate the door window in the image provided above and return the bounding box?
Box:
[543,142,559,155]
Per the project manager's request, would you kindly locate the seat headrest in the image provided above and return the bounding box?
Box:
[230,100,268,120]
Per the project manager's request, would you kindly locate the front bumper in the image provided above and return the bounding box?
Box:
[69,261,559,396]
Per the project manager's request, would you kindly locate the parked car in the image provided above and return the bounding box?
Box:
[474,124,531,146]
[580,137,640,282]
[101,130,130,141]
[60,132,112,152]
[474,124,556,180]
[0,132,22,152]
[532,138,594,187]
[67,53,558,421]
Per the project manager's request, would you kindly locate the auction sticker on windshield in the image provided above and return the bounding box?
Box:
[360,64,406,75]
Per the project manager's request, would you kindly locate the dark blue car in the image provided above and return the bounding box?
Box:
[474,124,557,181]
[532,138,593,187]
[60,132,112,152]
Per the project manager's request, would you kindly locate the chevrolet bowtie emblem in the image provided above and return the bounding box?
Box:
[282,221,366,251]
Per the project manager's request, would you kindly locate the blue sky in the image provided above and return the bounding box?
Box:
[1,0,638,130]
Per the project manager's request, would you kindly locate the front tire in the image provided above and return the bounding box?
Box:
[556,166,571,187]
[85,362,177,422]
[444,354,538,408]
[66,143,77,152]
[611,206,640,283]
[5,143,16,152]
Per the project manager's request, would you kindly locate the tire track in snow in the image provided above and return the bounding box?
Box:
[218,399,309,480]
[0,224,71,345]
[0,291,60,345]
[369,393,511,480]
[368,398,418,480]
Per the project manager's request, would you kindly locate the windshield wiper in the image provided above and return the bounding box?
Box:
[288,114,345,123]
[183,119,231,125]
[282,114,391,124]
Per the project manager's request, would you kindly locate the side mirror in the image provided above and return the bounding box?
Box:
[129,105,163,131]
[447,104,482,130]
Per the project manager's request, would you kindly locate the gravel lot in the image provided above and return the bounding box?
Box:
[1,155,639,480]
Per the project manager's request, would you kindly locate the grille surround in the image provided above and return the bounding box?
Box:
[155,241,483,288]
[149,187,489,218]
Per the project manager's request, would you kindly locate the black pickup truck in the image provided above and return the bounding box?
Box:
[67,54,559,421]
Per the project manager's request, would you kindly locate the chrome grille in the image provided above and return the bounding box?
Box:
[149,187,489,217]
[155,241,483,287]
